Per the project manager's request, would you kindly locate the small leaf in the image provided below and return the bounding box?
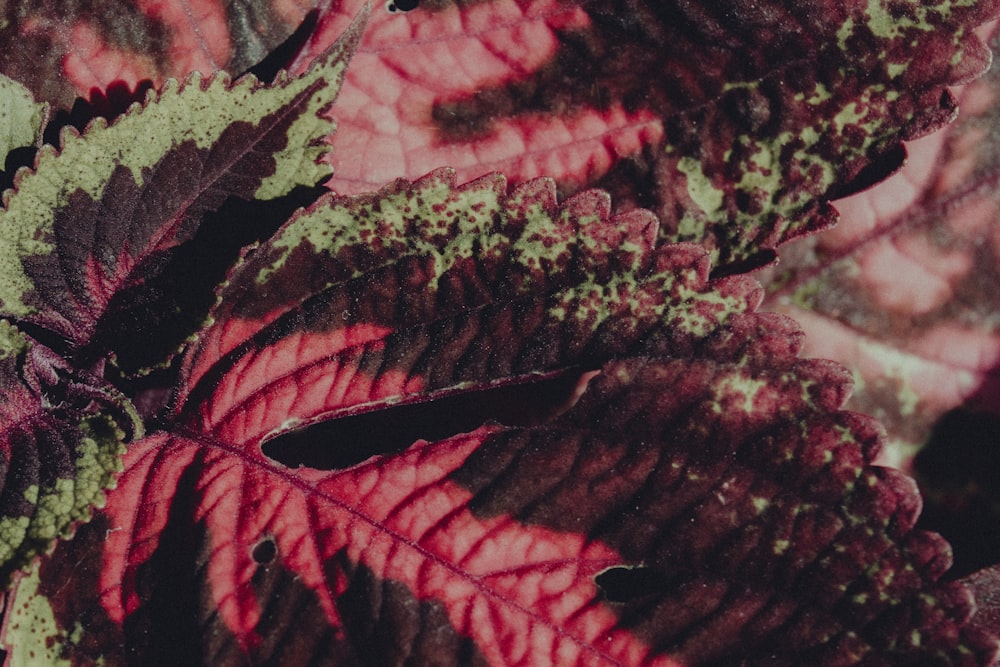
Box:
[0,74,46,159]
[0,320,138,586]
[0,1,316,109]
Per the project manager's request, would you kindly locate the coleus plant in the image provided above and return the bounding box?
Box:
[0,0,997,665]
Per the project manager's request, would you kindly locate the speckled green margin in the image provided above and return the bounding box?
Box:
[0,7,367,319]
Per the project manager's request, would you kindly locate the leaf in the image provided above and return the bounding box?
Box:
[5,1,995,268]
[0,3,997,665]
[0,11,365,372]
[3,172,995,664]
[759,21,1000,574]
[0,0,316,109]
[0,320,138,586]
[0,74,46,160]
[302,0,1000,267]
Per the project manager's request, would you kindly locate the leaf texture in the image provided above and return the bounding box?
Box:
[4,174,995,665]
[759,22,1000,585]
[0,3,995,665]
[763,20,1000,466]
[0,74,46,160]
[4,1,996,269]
[178,168,757,445]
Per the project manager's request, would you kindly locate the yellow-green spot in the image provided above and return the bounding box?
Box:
[721,80,760,93]
[752,497,770,514]
[675,215,707,241]
[0,515,30,564]
[713,373,768,415]
[0,74,46,160]
[862,0,935,40]
[837,16,856,52]
[833,101,866,131]
[887,62,908,79]
[259,174,502,289]
[0,319,28,361]
[676,156,724,216]
[510,201,576,278]
[3,564,74,667]
[806,82,833,105]
[773,539,790,555]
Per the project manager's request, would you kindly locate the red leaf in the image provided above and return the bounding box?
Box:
[8,173,995,664]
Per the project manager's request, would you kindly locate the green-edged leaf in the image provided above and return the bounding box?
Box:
[0,8,366,370]
[0,320,138,586]
[0,74,45,160]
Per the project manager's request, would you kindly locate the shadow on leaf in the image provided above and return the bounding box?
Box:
[262,370,588,470]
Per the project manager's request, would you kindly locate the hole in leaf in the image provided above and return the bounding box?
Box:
[262,370,590,471]
[595,565,669,603]
[252,537,278,565]
[386,0,419,12]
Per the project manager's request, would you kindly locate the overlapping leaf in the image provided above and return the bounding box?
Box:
[0,320,138,586]
[3,1,997,269]
[309,0,1000,267]
[0,171,993,663]
[177,168,754,443]
[760,21,1000,577]
[0,2,996,665]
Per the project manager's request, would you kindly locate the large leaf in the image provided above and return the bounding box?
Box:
[0,3,996,665]
[3,1,996,269]
[760,21,1000,576]
[2,171,995,664]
